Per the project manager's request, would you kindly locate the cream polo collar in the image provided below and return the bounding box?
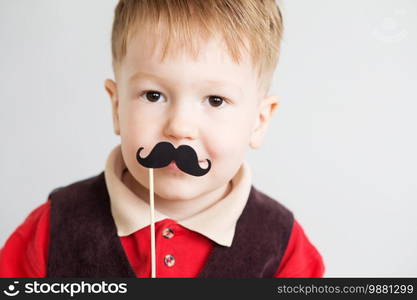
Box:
[104,144,252,247]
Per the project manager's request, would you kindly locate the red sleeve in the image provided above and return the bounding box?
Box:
[274,219,325,277]
[0,201,50,277]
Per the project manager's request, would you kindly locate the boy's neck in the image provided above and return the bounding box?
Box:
[122,169,232,221]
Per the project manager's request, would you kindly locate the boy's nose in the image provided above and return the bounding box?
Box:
[163,105,198,141]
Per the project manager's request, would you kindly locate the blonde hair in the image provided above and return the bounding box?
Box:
[110,0,284,96]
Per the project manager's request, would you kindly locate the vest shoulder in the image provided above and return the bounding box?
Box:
[250,185,294,218]
[47,171,105,202]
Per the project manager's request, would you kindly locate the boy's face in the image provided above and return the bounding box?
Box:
[105,32,278,201]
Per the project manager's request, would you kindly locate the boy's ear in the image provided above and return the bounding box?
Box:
[249,94,280,149]
[104,79,121,136]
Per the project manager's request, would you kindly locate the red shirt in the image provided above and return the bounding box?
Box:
[0,200,325,277]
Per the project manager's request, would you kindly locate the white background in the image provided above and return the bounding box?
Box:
[0,0,416,277]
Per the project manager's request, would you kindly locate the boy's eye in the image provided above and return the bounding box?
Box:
[207,95,225,108]
[144,91,164,102]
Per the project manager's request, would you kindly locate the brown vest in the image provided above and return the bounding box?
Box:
[46,172,293,277]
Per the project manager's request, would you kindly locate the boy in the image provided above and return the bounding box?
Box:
[0,0,324,277]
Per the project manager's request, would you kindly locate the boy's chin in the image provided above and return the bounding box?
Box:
[154,179,205,201]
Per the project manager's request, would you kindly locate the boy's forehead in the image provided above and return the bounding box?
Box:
[122,32,255,87]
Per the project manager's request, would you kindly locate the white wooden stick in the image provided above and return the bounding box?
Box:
[149,168,156,278]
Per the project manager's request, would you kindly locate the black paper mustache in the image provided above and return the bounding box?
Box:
[136,141,211,177]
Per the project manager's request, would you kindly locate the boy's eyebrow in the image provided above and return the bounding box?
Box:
[128,71,242,95]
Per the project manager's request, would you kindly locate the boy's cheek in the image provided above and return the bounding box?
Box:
[206,131,248,160]
[119,114,160,153]
[120,139,151,180]
[206,147,245,182]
